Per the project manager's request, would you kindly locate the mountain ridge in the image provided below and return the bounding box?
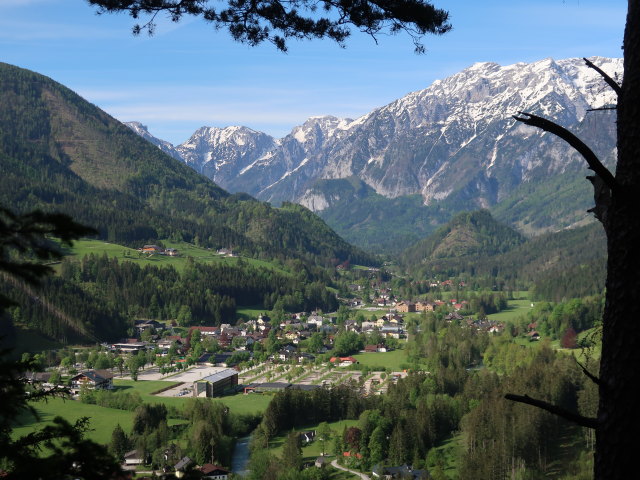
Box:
[127,56,619,245]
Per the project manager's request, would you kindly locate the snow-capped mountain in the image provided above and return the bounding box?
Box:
[125,122,183,161]
[128,56,620,215]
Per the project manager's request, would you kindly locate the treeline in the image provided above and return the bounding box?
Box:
[506,295,603,342]
[1,274,127,342]
[3,250,341,343]
[62,253,338,327]
[459,347,594,479]
[252,384,381,447]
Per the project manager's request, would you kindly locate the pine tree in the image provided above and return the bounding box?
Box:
[109,424,129,461]
[281,431,302,471]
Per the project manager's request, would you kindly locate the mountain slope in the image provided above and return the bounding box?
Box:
[400,210,606,300]
[0,62,375,267]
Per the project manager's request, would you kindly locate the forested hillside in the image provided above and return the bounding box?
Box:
[0,62,374,268]
[401,210,606,300]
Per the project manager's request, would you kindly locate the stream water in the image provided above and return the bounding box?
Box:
[231,435,251,477]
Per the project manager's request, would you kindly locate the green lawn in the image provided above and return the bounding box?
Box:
[113,379,272,415]
[487,298,534,323]
[352,349,408,371]
[12,397,136,445]
[237,306,269,321]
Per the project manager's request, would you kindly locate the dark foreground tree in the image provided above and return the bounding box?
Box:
[0,209,123,479]
[505,4,640,479]
[87,0,451,52]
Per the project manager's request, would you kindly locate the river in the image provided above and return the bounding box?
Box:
[231,435,251,477]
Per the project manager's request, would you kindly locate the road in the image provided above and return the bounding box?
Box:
[331,459,371,480]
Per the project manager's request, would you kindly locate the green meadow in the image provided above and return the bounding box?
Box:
[64,238,291,276]
[487,297,534,323]
[13,397,139,445]
[352,349,408,371]
[13,380,273,448]
[113,379,272,415]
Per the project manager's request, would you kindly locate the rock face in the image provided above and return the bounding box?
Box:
[128,56,620,213]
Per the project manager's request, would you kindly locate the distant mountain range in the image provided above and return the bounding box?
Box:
[126,56,620,251]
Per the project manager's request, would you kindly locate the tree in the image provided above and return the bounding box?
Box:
[88,0,451,53]
[317,422,333,456]
[114,356,124,377]
[0,208,121,478]
[48,370,62,386]
[109,424,129,461]
[281,431,302,471]
[503,13,640,473]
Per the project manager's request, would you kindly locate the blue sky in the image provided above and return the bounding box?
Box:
[0,0,626,145]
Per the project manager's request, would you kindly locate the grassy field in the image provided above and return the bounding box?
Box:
[487,298,534,323]
[64,238,290,275]
[113,379,272,415]
[352,349,408,371]
[237,306,270,321]
[266,419,359,459]
[13,380,273,449]
[427,434,461,479]
[12,397,137,445]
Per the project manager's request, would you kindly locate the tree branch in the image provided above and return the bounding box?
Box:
[513,112,617,191]
[505,393,598,429]
[583,57,622,96]
[575,359,602,387]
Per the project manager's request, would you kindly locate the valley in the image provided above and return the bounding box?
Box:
[0,56,608,480]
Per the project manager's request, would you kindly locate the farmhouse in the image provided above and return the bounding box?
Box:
[70,369,114,392]
[141,245,164,253]
[200,464,230,479]
[329,356,358,367]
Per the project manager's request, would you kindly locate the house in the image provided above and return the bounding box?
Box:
[415,301,436,312]
[299,430,316,444]
[189,326,219,336]
[141,245,164,254]
[200,464,230,479]
[381,325,402,338]
[165,248,179,256]
[315,456,330,468]
[396,301,416,313]
[134,319,164,335]
[372,464,430,479]
[123,449,146,466]
[364,344,379,353]
[329,356,358,367]
[70,369,114,392]
[22,371,52,385]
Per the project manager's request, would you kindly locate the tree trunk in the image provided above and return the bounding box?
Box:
[595,2,640,478]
